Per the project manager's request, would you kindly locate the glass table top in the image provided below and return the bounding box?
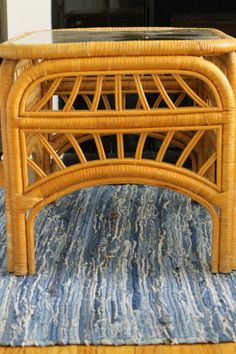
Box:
[1,27,235,59]
[11,29,224,45]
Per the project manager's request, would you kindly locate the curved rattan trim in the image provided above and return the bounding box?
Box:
[25,159,220,197]
[8,57,233,112]
[25,162,220,274]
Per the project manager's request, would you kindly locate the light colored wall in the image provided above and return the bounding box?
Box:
[6,0,51,39]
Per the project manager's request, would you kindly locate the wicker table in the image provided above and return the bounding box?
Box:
[0,27,236,275]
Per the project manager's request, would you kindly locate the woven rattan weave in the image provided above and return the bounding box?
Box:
[0,27,236,275]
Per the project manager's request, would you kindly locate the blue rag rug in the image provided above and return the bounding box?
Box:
[0,184,236,346]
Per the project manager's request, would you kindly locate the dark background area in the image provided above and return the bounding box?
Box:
[52,0,236,37]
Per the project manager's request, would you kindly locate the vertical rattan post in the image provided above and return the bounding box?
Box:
[0,59,17,273]
[218,112,235,272]
[224,52,236,270]
[7,62,28,275]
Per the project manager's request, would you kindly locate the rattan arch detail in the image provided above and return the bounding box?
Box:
[25,162,220,274]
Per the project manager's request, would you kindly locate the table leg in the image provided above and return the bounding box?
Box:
[224,53,236,270]
[0,59,18,272]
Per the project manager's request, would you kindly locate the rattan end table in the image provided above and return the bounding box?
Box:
[0,27,236,275]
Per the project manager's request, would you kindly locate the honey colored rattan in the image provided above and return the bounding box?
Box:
[0,27,236,275]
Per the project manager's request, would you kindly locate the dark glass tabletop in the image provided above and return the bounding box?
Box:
[12,29,224,45]
[1,27,235,59]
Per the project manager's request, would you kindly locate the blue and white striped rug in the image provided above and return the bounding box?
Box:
[0,185,236,346]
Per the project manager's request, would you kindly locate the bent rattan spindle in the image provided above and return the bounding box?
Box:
[48,131,199,177]
[0,28,236,274]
